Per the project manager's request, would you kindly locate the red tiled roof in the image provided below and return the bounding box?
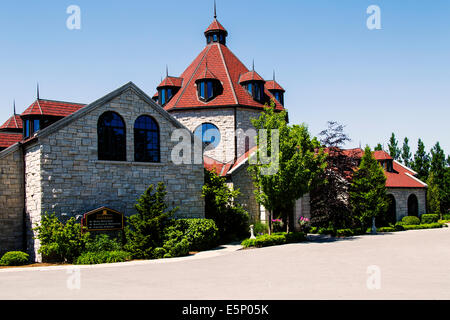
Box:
[0,115,23,130]
[197,62,219,80]
[21,99,86,117]
[265,80,285,92]
[0,133,22,149]
[157,76,183,89]
[239,71,265,83]
[204,146,258,176]
[205,19,228,35]
[163,43,284,111]
[325,147,425,189]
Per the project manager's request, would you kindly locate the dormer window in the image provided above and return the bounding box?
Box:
[197,79,221,102]
[156,76,183,106]
[266,77,285,106]
[244,82,264,102]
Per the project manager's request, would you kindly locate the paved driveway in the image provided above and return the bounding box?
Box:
[1,227,449,300]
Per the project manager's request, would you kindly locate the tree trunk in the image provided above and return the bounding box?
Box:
[268,210,272,236]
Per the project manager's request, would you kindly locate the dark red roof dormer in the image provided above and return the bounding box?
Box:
[0,115,23,133]
[157,76,183,106]
[205,19,228,46]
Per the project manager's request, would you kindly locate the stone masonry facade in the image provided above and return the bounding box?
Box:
[1,84,205,262]
[387,187,427,221]
[0,146,24,256]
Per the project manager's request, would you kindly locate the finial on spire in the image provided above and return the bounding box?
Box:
[214,0,217,19]
[252,59,255,72]
[13,99,16,115]
[273,70,276,82]
[166,65,169,77]
[37,82,40,100]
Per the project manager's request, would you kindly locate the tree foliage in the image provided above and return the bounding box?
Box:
[411,138,430,181]
[318,121,351,148]
[310,121,356,229]
[388,133,401,160]
[401,137,412,167]
[202,169,249,243]
[124,182,178,259]
[248,101,327,232]
[349,146,388,230]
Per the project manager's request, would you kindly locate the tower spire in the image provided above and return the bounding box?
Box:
[166,65,169,77]
[214,0,217,19]
[37,82,40,100]
[13,99,16,115]
[273,70,276,82]
[252,59,255,72]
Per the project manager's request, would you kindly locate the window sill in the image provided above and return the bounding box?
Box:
[94,160,164,166]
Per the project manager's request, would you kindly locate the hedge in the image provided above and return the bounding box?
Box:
[421,214,439,224]
[75,251,132,265]
[402,223,444,230]
[241,232,306,248]
[401,216,420,225]
[169,219,219,252]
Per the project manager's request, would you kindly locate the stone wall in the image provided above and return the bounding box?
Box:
[230,162,260,223]
[171,108,235,164]
[387,187,427,221]
[25,87,204,261]
[235,108,261,157]
[0,146,24,256]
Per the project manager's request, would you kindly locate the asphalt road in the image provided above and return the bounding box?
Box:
[1,227,449,300]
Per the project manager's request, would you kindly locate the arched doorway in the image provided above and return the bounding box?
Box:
[386,194,397,224]
[408,194,419,216]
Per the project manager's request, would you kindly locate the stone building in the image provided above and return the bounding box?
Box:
[293,148,428,231]
[152,15,286,223]
[0,82,205,261]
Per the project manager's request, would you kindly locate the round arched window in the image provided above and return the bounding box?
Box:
[194,123,221,149]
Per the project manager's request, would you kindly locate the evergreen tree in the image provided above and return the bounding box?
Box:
[387,133,401,160]
[124,182,178,259]
[430,142,448,215]
[349,146,388,230]
[411,139,430,181]
[374,143,383,151]
[426,172,441,216]
[401,137,412,167]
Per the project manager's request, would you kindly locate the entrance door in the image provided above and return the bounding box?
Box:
[407,194,419,216]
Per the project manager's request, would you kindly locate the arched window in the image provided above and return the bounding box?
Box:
[408,194,419,217]
[194,123,221,149]
[134,115,160,163]
[98,111,126,161]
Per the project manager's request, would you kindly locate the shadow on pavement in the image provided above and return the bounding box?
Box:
[305,232,396,244]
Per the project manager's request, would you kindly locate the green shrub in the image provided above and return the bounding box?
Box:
[318,227,336,236]
[336,229,354,237]
[309,226,318,234]
[203,169,250,243]
[402,223,443,230]
[163,238,190,258]
[85,234,122,253]
[177,219,219,251]
[443,214,450,220]
[153,247,167,259]
[377,227,395,232]
[34,213,89,263]
[241,232,305,248]
[75,251,131,265]
[253,222,269,235]
[421,214,439,224]
[401,216,420,225]
[284,232,306,243]
[0,251,29,266]
[394,223,405,231]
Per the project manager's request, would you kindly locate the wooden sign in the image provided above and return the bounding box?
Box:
[82,207,124,232]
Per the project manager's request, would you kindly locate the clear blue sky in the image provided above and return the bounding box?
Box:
[0,0,449,155]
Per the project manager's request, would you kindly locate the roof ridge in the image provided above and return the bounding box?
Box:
[217,43,239,105]
[172,45,213,108]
